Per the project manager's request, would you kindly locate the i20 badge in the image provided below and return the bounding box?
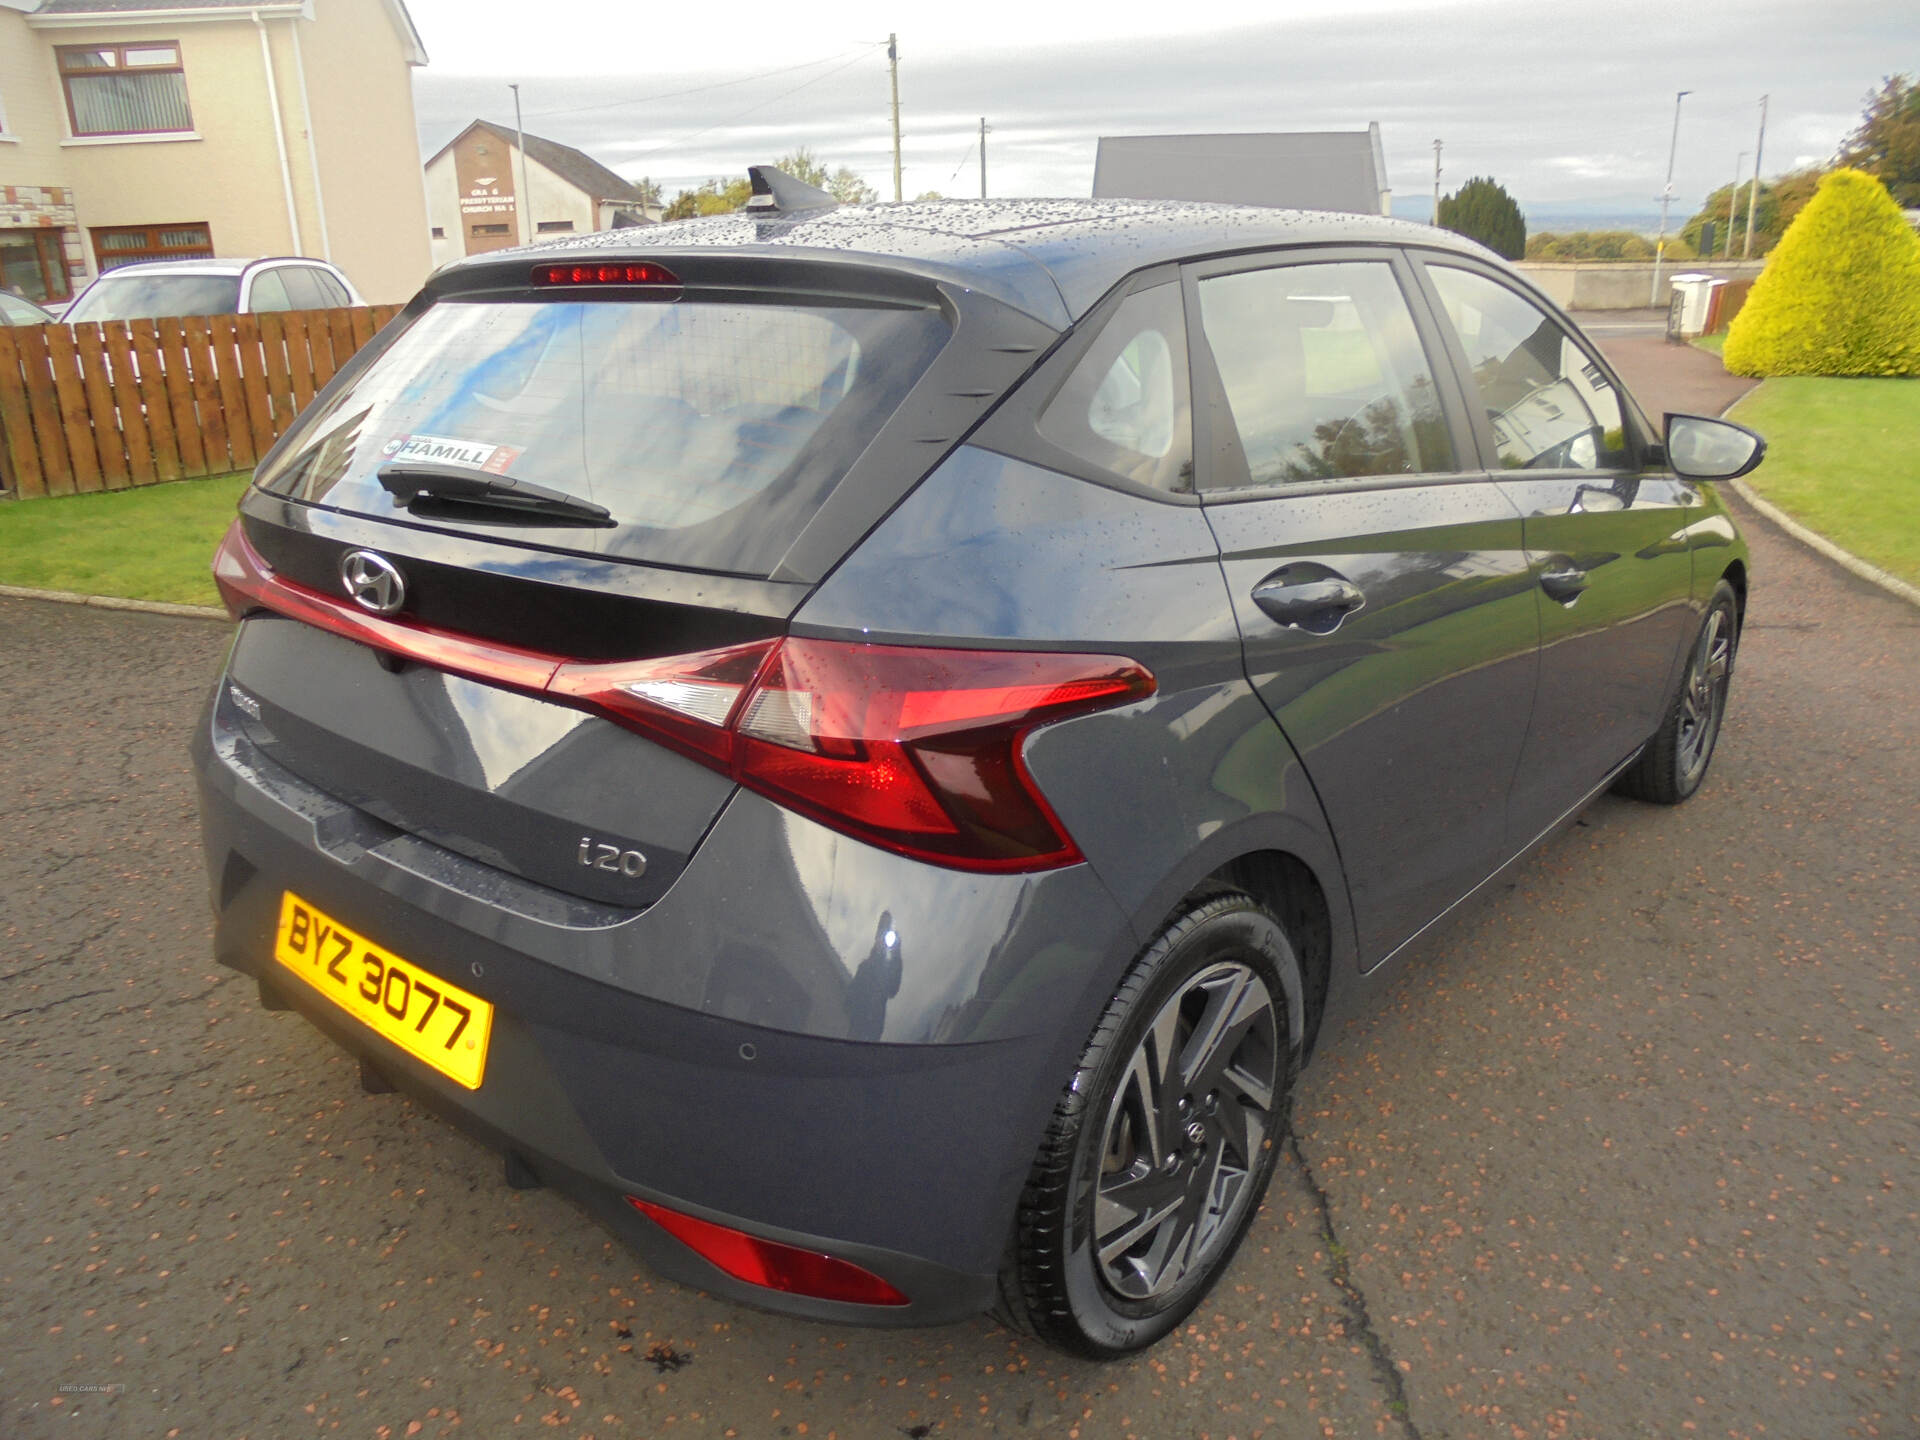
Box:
[580,837,647,878]
[339,550,406,615]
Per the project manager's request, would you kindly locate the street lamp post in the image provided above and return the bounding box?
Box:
[1651,89,1691,308]
[1725,152,1745,259]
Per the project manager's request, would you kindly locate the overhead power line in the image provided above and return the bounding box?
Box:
[524,46,876,121]
[610,44,886,170]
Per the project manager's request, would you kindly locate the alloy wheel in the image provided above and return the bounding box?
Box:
[1091,960,1280,1301]
[1677,606,1733,782]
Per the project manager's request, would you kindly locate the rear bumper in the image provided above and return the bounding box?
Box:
[191,686,1136,1325]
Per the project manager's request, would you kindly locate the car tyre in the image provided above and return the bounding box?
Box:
[999,891,1299,1357]
[1615,578,1740,805]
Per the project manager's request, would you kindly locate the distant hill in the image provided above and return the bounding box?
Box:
[1394,194,1661,237]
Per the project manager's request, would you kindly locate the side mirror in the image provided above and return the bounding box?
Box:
[1665,413,1766,481]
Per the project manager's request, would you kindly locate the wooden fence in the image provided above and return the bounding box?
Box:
[0,304,403,498]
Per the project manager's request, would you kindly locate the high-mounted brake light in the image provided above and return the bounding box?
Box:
[627,1197,909,1307]
[216,520,1154,872]
[531,261,679,287]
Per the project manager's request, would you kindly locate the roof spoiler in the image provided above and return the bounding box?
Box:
[745,165,839,214]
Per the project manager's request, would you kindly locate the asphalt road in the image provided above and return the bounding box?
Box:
[3,337,1915,1440]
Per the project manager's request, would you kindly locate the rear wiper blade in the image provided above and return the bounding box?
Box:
[377,461,613,525]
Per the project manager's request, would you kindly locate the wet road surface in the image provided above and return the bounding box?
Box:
[2,337,1914,1439]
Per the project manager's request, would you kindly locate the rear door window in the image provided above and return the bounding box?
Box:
[254,297,948,577]
[280,266,331,310]
[247,270,294,313]
[1195,260,1454,487]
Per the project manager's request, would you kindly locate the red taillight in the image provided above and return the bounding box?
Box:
[531,261,679,287]
[558,636,1152,870]
[216,519,1154,872]
[626,1197,909,1307]
[729,638,1152,869]
[549,640,776,769]
[211,520,562,691]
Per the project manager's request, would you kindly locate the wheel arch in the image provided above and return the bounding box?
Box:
[1100,815,1353,1065]
[1720,557,1748,625]
[1189,850,1336,1061]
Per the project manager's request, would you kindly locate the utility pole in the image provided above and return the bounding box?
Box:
[1743,95,1768,259]
[1651,89,1690,307]
[887,34,902,203]
[509,82,533,246]
[1725,152,1745,259]
[979,117,989,199]
[1433,139,1442,222]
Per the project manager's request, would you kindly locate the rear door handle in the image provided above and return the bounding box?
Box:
[1539,566,1589,604]
[1251,574,1367,635]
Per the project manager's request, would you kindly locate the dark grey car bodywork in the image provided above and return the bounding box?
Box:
[193,197,1749,1324]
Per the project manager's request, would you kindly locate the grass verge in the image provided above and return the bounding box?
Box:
[0,473,248,607]
[1691,331,1727,355]
[1727,377,1919,585]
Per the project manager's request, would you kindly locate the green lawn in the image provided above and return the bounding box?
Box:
[1727,377,1920,585]
[1691,331,1727,355]
[0,473,249,608]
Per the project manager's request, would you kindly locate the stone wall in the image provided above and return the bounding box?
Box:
[1514,259,1769,311]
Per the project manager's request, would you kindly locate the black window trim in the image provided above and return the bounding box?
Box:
[1402,249,1664,478]
[1178,244,1486,504]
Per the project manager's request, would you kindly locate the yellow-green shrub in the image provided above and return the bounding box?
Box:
[1722,168,1920,377]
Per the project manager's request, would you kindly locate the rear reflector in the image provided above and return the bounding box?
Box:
[626,1197,909,1307]
[531,261,679,287]
[216,520,1153,872]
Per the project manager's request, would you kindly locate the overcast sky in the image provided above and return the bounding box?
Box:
[404,0,1916,223]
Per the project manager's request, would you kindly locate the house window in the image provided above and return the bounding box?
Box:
[536,220,575,233]
[58,42,193,138]
[0,230,74,303]
[92,222,213,270]
[472,223,510,235]
[430,226,446,239]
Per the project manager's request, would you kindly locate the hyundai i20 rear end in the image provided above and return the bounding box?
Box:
[193,190,1754,1357]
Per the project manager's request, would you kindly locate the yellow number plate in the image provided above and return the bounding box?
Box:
[273,892,492,1090]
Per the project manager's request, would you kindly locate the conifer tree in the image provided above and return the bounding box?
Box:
[1723,168,1920,377]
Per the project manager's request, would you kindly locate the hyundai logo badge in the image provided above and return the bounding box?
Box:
[339,550,406,616]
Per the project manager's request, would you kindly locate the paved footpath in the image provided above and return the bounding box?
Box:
[1,337,1914,1439]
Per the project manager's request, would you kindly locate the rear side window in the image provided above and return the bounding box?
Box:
[255,297,948,577]
[1195,260,1453,488]
[1037,283,1192,492]
[1427,266,1631,471]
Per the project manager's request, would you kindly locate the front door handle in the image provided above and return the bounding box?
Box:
[1251,573,1367,635]
[1539,566,1589,604]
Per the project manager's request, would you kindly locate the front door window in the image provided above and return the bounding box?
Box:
[1427,266,1632,471]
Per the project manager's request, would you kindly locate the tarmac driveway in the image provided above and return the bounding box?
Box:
[2,336,1914,1439]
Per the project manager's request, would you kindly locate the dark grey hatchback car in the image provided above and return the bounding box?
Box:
[193,172,1762,1356]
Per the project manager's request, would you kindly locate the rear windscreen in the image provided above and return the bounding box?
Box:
[254,297,949,577]
[65,274,241,322]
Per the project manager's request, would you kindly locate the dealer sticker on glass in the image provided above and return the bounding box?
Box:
[380,433,522,474]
